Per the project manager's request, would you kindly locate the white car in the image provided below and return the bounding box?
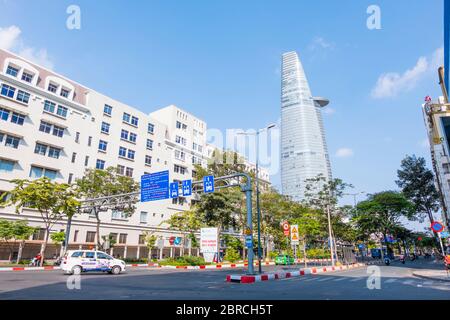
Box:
[61,250,126,275]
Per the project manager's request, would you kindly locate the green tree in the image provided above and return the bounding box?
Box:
[50,231,65,257]
[353,191,415,256]
[4,178,79,266]
[164,210,202,255]
[76,167,139,250]
[11,220,36,263]
[0,219,14,262]
[396,155,440,226]
[142,232,158,260]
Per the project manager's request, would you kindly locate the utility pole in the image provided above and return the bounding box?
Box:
[326,203,335,267]
[238,124,275,274]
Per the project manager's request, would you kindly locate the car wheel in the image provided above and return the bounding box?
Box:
[72,265,82,275]
[111,266,121,275]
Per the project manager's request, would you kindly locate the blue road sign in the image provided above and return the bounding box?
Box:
[203,175,214,193]
[174,237,182,245]
[141,171,169,202]
[182,180,192,196]
[245,235,253,248]
[170,182,179,199]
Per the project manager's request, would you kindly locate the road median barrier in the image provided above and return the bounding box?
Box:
[226,263,367,284]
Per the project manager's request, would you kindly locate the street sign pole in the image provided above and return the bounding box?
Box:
[438,232,446,257]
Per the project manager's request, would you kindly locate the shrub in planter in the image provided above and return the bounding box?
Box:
[224,248,240,263]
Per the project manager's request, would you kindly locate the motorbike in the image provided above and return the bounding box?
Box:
[384,257,391,266]
[400,255,405,264]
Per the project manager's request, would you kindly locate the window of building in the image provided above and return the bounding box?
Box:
[57,105,68,118]
[73,230,78,242]
[129,132,137,143]
[103,104,112,116]
[34,143,47,156]
[32,228,46,241]
[75,132,80,143]
[101,122,110,134]
[44,100,56,113]
[123,112,130,123]
[176,121,182,129]
[48,83,58,93]
[112,210,127,220]
[148,123,154,134]
[174,164,186,174]
[119,146,127,157]
[145,155,152,166]
[6,65,19,77]
[71,152,77,163]
[117,165,125,175]
[5,135,19,149]
[96,159,105,170]
[131,116,139,126]
[0,107,9,121]
[1,84,16,98]
[21,71,33,83]
[119,234,127,244]
[146,139,153,150]
[48,147,61,159]
[29,166,57,180]
[39,121,52,134]
[140,211,148,224]
[0,159,15,172]
[127,149,135,160]
[16,90,30,104]
[175,150,185,161]
[52,125,64,137]
[84,156,89,166]
[88,136,92,146]
[60,88,70,98]
[138,234,145,244]
[68,173,74,184]
[125,167,133,177]
[86,231,96,243]
[11,112,25,125]
[98,140,108,152]
[121,129,129,140]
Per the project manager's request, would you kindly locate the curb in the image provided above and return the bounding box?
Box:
[226,263,367,284]
[0,258,336,272]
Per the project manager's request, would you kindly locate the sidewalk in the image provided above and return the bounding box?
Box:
[413,269,450,282]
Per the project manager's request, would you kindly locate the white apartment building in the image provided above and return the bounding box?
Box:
[0,48,221,260]
[422,97,450,228]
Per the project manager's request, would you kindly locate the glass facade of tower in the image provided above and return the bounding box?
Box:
[280,51,332,202]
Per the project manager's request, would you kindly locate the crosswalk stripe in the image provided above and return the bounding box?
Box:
[385,279,397,284]
[317,277,331,282]
[304,278,318,282]
[332,277,347,282]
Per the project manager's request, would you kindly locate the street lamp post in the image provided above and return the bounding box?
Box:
[238,124,275,274]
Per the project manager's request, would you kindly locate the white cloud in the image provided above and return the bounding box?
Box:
[0,25,54,69]
[335,148,354,158]
[322,107,335,116]
[418,138,430,149]
[308,36,335,51]
[371,47,443,99]
[0,25,21,50]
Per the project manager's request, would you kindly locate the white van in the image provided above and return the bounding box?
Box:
[61,250,126,275]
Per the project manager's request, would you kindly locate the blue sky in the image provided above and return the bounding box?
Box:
[0,1,445,227]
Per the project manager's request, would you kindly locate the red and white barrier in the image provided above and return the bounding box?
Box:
[226,263,367,284]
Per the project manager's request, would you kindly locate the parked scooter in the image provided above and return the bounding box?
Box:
[400,254,406,264]
[384,257,391,266]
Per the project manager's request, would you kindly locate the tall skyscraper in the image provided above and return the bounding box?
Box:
[280,51,332,202]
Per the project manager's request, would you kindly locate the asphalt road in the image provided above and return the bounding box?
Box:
[0,260,448,300]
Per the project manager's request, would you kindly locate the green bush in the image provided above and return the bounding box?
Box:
[224,248,240,263]
[159,255,208,266]
[18,259,31,265]
[123,258,148,264]
[306,248,330,259]
[269,252,279,260]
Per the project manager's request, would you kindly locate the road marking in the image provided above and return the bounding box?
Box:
[303,277,318,282]
[350,277,362,282]
[402,280,415,285]
[317,277,331,282]
[384,279,397,284]
[332,277,347,282]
